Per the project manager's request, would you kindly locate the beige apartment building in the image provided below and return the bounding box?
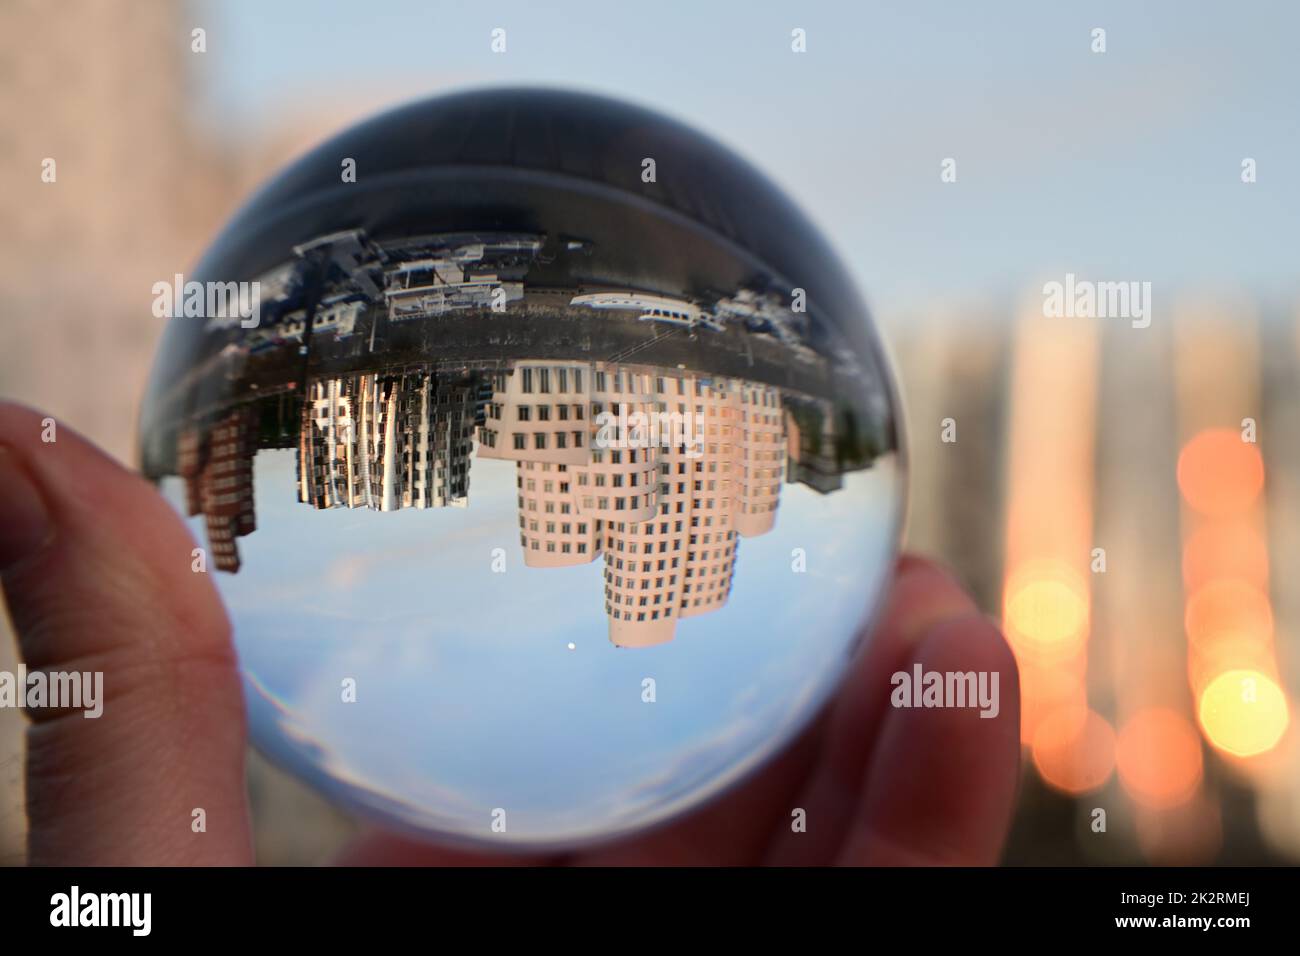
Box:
[479,360,786,646]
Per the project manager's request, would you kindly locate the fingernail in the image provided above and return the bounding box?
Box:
[0,446,53,571]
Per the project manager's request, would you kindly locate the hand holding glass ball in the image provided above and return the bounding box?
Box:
[0,90,1020,864]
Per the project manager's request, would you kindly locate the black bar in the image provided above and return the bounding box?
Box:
[0,866,1281,941]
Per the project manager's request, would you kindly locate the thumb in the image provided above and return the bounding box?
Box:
[0,402,252,865]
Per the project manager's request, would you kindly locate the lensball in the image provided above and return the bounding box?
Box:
[139,88,904,848]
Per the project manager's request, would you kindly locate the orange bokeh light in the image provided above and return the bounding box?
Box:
[1116,708,1203,809]
[1188,633,1275,694]
[1032,706,1116,794]
[1182,522,1269,592]
[1176,428,1264,517]
[1184,578,1273,649]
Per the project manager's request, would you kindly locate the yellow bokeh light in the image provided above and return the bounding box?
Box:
[1187,631,1273,695]
[1005,578,1088,648]
[1198,669,1290,758]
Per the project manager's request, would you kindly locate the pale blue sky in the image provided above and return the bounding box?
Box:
[165,452,899,844]
[188,0,1300,323]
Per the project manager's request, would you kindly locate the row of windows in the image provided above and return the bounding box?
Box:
[521,478,573,494]
[574,494,648,512]
[511,431,587,450]
[402,443,474,462]
[609,607,674,622]
[602,535,684,554]
[610,556,682,572]
[523,537,591,555]
[610,590,675,606]
[685,560,734,577]
[684,576,731,593]
[516,403,586,422]
[520,367,585,394]
[607,575,680,592]
[520,519,590,536]
[573,468,657,489]
[588,447,653,465]
[518,498,576,516]
[604,592,729,621]
[206,474,249,493]
[602,519,689,538]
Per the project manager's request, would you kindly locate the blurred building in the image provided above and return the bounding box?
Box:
[0,0,360,865]
[890,295,1300,865]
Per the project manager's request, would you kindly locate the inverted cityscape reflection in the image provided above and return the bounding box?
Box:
[138,91,903,845]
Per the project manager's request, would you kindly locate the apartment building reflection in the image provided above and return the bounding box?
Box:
[179,407,258,572]
[173,357,868,647]
[479,360,786,647]
[298,372,477,511]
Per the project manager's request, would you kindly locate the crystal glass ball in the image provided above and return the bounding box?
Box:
[139,89,904,848]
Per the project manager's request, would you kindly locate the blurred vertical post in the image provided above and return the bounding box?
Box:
[892,303,1010,611]
[1171,295,1287,861]
[1250,301,1300,856]
[1089,310,1185,861]
[1001,297,1113,801]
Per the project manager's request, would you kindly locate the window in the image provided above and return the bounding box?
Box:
[513,434,526,450]
[534,433,547,449]
[522,368,534,393]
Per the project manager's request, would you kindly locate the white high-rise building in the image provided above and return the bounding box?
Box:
[299,372,476,512]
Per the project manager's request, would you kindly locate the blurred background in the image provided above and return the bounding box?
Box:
[2,0,1299,864]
